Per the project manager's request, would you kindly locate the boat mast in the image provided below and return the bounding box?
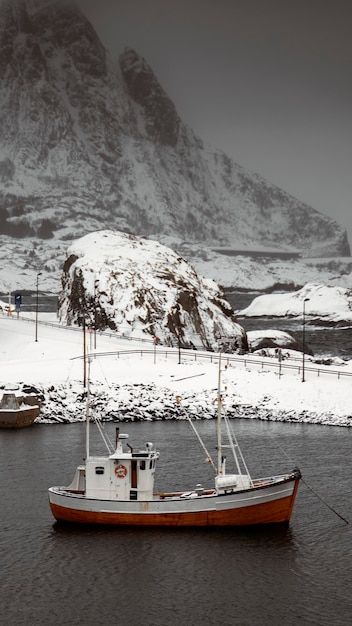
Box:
[85,365,90,460]
[217,354,222,475]
[83,321,90,460]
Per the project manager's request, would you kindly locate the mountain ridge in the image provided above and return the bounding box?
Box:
[0,0,349,294]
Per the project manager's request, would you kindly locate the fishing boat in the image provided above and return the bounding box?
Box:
[48,355,301,526]
[0,387,40,428]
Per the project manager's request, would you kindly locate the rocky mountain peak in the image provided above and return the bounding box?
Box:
[0,0,112,162]
[0,0,106,79]
[119,47,181,146]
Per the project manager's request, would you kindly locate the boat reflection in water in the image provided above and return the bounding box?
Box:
[48,356,301,526]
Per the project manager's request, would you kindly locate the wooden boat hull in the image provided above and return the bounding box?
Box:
[0,406,40,428]
[48,472,300,526]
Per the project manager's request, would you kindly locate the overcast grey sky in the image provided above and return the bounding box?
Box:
[78,0,352,247]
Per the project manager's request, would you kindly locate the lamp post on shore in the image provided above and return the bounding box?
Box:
[175,302,182,364]
[94,279,99,351]
[35,272,42,342]
[302,297,309,382]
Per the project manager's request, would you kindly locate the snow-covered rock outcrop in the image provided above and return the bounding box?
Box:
[247,329,309,354]
[58,230,248,352]
[239,283,352,325]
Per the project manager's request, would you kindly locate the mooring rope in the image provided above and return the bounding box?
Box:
[266,429,349,525]
[300,476,349,525]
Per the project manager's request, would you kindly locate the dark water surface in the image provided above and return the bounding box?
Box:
[1,420,351,626]
[0,292,59,313]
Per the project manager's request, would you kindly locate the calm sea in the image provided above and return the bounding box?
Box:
[1,419,351,626]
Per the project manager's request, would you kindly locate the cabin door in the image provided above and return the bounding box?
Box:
[131,460,137,489]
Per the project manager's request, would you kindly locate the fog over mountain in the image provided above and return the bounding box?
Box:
[0,0,350,294]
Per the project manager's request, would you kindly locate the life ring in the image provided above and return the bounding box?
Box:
[114,464,128,478]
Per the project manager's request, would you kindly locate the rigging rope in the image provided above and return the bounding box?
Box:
[223,410,253,486]
[88,356,116,453]
[93,416,114,454]
[178,403,217,473]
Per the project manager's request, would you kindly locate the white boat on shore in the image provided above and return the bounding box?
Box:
[48,355,301,526]
[0,387,40,428]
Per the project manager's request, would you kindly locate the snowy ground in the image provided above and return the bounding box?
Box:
[1,311,351,427]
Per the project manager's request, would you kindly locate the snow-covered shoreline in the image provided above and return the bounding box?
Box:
[1,314,351,428]
[36,376,352,428]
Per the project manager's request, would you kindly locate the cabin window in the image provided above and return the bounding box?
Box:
[95,466,105,475]
[149,459,153,469]
[140,460,146,470]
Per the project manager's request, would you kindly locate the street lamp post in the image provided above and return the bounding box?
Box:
[302,297,309,382]
[174,302,182,364]
[94,279,99,351]
[35,272,42,342]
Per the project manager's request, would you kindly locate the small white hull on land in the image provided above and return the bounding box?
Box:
[0,391,40,428]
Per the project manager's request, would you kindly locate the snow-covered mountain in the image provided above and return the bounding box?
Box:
[0,0,350,295]
[58,230,248,352]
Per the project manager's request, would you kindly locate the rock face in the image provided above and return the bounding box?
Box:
[119,47,180,147]
[58,230,248,352]
[0,0,349,279]
[247,330,313,355]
